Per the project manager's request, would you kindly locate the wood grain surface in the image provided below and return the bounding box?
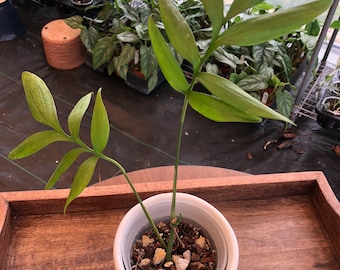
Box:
[0,168,339,269]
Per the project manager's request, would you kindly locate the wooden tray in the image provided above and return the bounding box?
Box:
[1,171,339,269]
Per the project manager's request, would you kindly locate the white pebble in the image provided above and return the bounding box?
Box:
[195,236,206,248]
[142,235,154,247]
[139,258,150,266]
[153,248,166,265]
[175,258,190,270]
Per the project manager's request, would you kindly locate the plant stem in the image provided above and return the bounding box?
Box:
[165,94,190,261]
[100,154,167,249]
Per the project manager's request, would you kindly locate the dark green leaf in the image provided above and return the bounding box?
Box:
[117,31,140,43]
[148,70,159,91]
[237,74,268,92]
[330,20,340,29]
[107,61,115,75]
[140,45,158,79]
[188,91,262,123]
[93,36,116,70]
[64,16,84,29]
[148,15,189,93]
[252,42,275,71]
[64,156,99,213]
[91,89,110,153]
[159,0,201,70]
[80,26,101,52]
[213,48,240,69]
[305,19,320,36]
[8,130,70,160]
[216,0,332,48]
[45,148,86,190]
[276,89,294,118]
[21,72,64,133]
[68,92,92,142]
[117,44,135,67]
[114,56,128,80]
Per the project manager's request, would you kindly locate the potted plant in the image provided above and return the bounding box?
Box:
[201,1,322,119]
[65,0,167,94]
[316,63,340,129]
[8,0,331,269]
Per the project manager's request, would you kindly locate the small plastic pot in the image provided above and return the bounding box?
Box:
[113,192,239,270]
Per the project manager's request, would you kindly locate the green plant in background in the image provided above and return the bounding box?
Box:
[9,0,332,266]
[65,0,163,91]
[202,1,323,119]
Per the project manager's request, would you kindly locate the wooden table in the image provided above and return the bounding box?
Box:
[1,167,340,269]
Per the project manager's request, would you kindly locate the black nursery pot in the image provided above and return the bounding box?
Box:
[315,87,340,131]
[126,69,165,95]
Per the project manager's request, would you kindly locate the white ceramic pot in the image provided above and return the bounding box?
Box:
[113,192,239,270]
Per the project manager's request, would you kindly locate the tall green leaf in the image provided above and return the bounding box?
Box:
[215,0,332,48]
[201,0,223,39]
[91,89,110,153]
[148,16,189,93]
[8,130,70,159]
[188,91,262,122]
[64,156,99,213]
[225,0,264,22]
[45,148,86,190]
[21,72,64,133]
[159,0,201,70]
[68,92,92,143]
[197,72,294,124]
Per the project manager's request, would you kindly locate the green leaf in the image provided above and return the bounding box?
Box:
[64,15,84,29]
[64,156,99,213]
[237,74,268,92]
[45,148,86,190]
[159,0,201,70]
[80,26,101,52]
[215,0,332,48]
[148,15,189,93]
[21,72,64,133]
[68,92,92,143]
[148,70,159,91]
[8,130,70,160]
[188,91,262,123]
[252,42,276,71]
[225,0,264,22]
[305,19,320,36]
[117,31,140,43]
[92,36,116,70]
[276,89,294,118]
[201,0,223,39]
[330,20,340,29]
[114,56,128,80]
[213,48,240,69]
[197,72,294,124]
[117,44,135,67]
[91,89,110,153]
[140,45,158,79]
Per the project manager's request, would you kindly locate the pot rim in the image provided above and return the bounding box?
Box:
[113,192,239,270]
